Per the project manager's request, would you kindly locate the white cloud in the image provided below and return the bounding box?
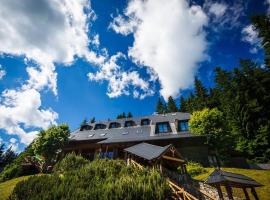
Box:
[9,138,17,144]
[0,67,6,80]
[0,88,58,144]
[209,3,227,18]
[88,53,154,99]
[0,0,102,145]
[110,0,208,99]
[204,0,246,31]
[241,24,261,54]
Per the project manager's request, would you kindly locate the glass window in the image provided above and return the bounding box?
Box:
[109,122,121,129]
[178,120,189,131]
[141,119,150,126]
[94,124,106,130]
[155,122,171,134]
[125,120,136,127]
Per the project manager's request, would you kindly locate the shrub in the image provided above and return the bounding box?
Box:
[185,161,207,177]
[0,146,35,182]
[10,156,171,200]
[53,152,89,173]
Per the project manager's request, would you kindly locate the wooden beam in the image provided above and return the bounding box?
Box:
[162,155,185,163]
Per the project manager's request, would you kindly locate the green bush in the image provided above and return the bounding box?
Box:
[0,146,35,182]
[53,152,89,173]
[185,161,207,177]
[10,156,171,200]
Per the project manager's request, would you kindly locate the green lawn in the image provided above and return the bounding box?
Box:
[193,168,270,200]
[0,175,32,200]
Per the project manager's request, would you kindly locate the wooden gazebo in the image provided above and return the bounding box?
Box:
[205,169,263,200]
[124,142,187,182]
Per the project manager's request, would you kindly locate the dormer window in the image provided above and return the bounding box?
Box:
[141,119,150,126]
[94,123,106,130]
[178,120,189,131]
[80,125,93,131]
[155,122,172,134]
[125,120,136,127]
[109,122,121,129]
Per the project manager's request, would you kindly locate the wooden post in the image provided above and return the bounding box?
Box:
[242,188,250,200]
[225,185,234,200]
[251,187,259,200]
[216,185,224,200]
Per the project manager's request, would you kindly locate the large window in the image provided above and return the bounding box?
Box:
[155,122,171,134]
[125,120,136,127]
[94,123,106,130]
[178,120,189,131]
[141,119,150,126]
[109,122,121,129]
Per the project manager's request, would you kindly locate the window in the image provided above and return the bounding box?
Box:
[80,125,93,131]
[94,124,106,130]
[155,122,171,134]
[141,119,150,126]
[178,120,189,131]
[109,122,121,129]
[125,120,136,127]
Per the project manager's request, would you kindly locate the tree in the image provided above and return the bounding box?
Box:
[156,97,167,114]
[179,96,187,112]
[90,117,95,123]
[252,15,270,68]
[189,108,232,161]
[194,77,208,99]
[0,144,17,171]
[32,124,70,169]
[127,112,133,118]
[167,96,178,113]
[80,118,88,126]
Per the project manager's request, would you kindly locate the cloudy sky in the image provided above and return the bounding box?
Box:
[0,0,268,152]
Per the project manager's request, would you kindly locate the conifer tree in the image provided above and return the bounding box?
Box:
[156,97,167,114]
[179,96,187,112]
[167,96,178,113]
[194,77,207,99]
[90,117,95,123]
[80,118,88,126]
[127,112,133,118]
[252,15,270,68]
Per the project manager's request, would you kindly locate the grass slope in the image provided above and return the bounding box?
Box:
[193,168,270,200]
[0,175,32,200]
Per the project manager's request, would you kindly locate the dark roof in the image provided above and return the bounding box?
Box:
[69,112,198,144]
[205,169,263,187]
[124,143,171,161]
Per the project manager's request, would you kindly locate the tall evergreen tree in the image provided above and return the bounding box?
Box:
[167,96,178,113]
[156,98,167,114]
[127,112,133,118]
[80,118,88,126]
[194,77,208,99]
[252,15,270,68]
[179,96,187,112]
[90,117,95,123]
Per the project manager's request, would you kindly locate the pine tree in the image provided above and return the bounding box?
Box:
[167,96,178,113]
[156,98,167,114]
[90,117,95,123]
[194,77,207,99]
[252,15,270,68]
[122,112,126,118]
[80,118,88,126]
[127,112,133,118]
[179,96,187,112]
[116,114,122,119]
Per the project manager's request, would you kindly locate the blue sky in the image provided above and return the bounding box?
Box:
[0,0,268,152]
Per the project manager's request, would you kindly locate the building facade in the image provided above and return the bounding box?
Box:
[65,112,209,166]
